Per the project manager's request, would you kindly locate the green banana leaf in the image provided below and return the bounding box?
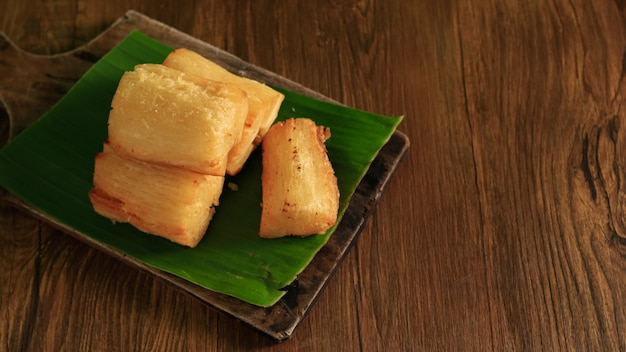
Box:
[0,31,402,307]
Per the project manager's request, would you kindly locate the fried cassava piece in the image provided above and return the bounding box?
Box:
[107,63,249,176]
[89,144,224,248]
[259,118,340,238]
[163,48,285,176]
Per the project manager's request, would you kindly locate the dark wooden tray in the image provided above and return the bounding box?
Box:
[0,10,409,341]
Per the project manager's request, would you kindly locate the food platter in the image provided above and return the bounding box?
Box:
[0,11,409,341]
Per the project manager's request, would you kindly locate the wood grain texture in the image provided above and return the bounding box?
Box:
[1,0,625,351]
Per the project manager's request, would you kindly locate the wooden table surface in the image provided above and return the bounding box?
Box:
[1,1,625,351]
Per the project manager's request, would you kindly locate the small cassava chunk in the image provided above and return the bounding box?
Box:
[89,143,224,247]
[163,48,285,176]
[259,118,339,238]
[107,63,248,176]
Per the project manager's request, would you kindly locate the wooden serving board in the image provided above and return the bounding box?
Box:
[0,10,409,341]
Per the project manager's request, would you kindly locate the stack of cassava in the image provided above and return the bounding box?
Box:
[89,49,339,247]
